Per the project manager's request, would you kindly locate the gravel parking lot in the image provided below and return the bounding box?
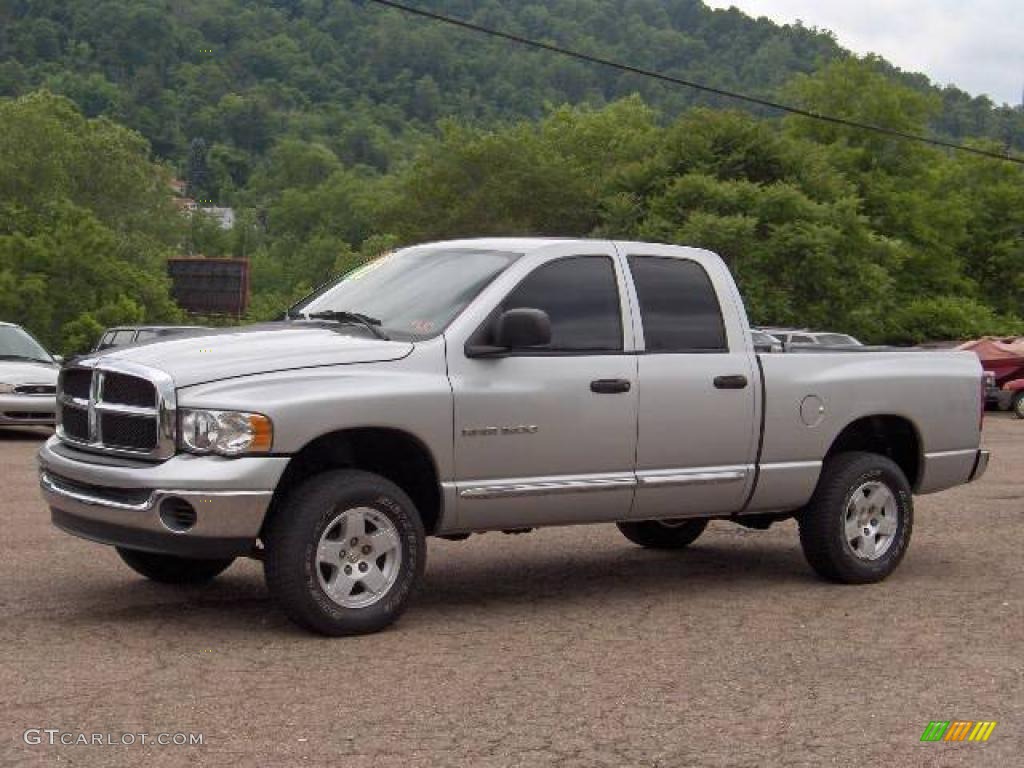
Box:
[2,417,1020,767]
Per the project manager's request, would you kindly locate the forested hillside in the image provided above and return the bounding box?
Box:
[2,0,1021,192]
[1,1,1023,353]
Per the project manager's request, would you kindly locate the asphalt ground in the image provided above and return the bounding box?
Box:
[1,416,1020,767]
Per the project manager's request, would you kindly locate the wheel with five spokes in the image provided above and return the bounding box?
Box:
[798,452,913,584]
[264,469,426,636]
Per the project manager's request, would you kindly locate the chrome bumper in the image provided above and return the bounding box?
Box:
[38,436,288,558]
[969,450,990,483]
[0,393,56,425]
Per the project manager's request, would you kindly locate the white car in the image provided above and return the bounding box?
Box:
[0,322,59,427]
[765,329,863,348]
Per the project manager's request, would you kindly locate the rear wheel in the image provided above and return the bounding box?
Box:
[1012,392,1024,419]
[264,469,426,636]
[798,452,913,584]
[116,548,234,584]
[617,518,708,549]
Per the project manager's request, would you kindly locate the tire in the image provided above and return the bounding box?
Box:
[116,548,234,585]
[798,452,913,584]
[263,469,426,636]
[617,518,708,549]
[1012,392,1024,419]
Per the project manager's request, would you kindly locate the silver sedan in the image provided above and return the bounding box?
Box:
[0,323,59,427]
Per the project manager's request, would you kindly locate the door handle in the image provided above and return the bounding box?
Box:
[591,379,631,394]
[713,375,748,390]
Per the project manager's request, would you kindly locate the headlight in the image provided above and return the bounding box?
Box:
[179,409,273,456]
[0,383,14,394]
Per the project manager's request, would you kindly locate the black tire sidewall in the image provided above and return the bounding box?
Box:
[617,519,708,549]
[116,548,234,584]
[266,470,426,636]
[802,453,913,583]
[1013,392,1024,419]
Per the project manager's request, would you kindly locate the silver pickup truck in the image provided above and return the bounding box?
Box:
[39,239,989,636]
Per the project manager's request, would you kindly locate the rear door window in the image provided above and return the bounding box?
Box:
[627,256,727,352]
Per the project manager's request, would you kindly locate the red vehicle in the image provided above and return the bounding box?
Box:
[960,337,1024,418]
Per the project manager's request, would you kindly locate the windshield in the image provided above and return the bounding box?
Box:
[291,247,522,340]
[0,325,52,363]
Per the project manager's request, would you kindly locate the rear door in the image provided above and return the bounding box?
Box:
[622,246,759,519]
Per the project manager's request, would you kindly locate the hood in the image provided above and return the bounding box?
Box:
[0,359,59,385]
[89,324,413,387]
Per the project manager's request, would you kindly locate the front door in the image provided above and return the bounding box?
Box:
[448,250,639,531]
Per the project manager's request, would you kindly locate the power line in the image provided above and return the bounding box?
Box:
[361,0,1024,166]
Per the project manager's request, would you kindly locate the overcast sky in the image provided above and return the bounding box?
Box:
[703,1,1023,106]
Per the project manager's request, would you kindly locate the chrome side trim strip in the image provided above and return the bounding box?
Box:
[638,468,749,487]
[460,475,636,500]
[924,448,978,460]
[757,460,822,470]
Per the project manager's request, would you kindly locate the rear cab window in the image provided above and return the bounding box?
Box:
[627,255,727,352]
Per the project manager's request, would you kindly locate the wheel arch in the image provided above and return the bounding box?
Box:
[263,427,443,536]
[824,414,923,490]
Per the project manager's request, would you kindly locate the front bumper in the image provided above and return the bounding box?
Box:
[0,393,56,426]
[38,436,289,558]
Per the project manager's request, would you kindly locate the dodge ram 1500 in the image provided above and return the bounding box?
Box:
[39,239,989,635]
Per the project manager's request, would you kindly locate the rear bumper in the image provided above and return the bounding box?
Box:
[38,436,288,558]
[969,450,990,484]
[0,393,56,426]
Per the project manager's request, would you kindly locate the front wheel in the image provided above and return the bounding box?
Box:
[116,548,234,584]
[263,469,426,636]
[1012,392,1024,419]
[617,518,708,549]
[798,452,913,584]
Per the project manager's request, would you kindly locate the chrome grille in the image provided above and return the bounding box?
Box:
[56,361,176,460]
[102,373,156,408]
[99,412,158,450]
[60,403,89,440]
[63,370,91,400]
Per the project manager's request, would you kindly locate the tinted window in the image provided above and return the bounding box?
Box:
[111,330,136,346]
[628,256,727,352]
[789,334,814,344]
[502,256,622,352]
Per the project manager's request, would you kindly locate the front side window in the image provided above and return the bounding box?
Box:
[294,247,521,341]
[501,256,623,353]
[628,256,727,352]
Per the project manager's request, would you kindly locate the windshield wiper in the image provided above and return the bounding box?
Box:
[0,354,49,363]
[306,310,390,340]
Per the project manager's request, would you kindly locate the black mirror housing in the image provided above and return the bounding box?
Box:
[494,308,552,349]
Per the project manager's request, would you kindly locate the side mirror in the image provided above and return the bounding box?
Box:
[52,355,64,365]
[495,308,552,349]
[465,308,552,358]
